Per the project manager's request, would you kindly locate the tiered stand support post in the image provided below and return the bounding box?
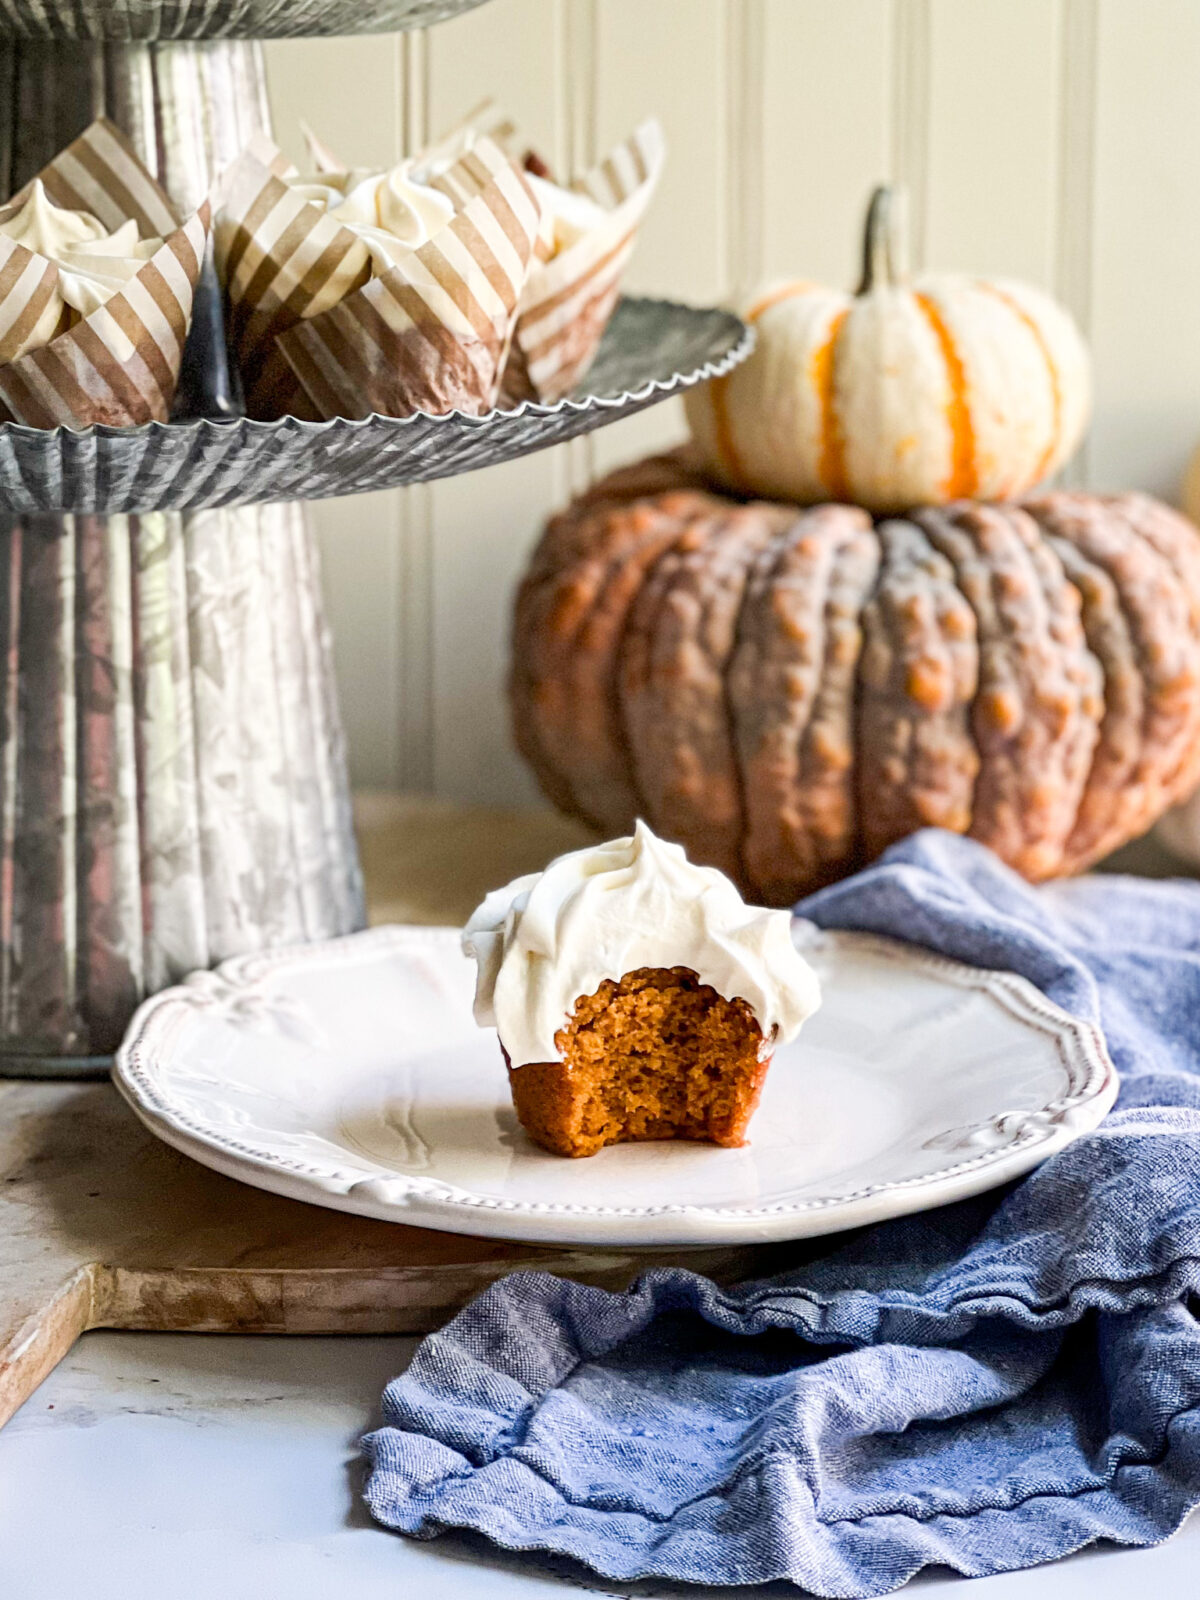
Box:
[0,38,365,1073]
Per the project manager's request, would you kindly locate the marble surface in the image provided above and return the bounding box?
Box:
[2,1330,1199,1600]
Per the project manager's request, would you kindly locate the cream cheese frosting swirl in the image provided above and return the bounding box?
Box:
[462,820,821,1069]
[289,162,456,274]
[0,180,162,356]
[523,172,607,255]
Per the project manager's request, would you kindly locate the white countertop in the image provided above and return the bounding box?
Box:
[2,1329,1198,1600]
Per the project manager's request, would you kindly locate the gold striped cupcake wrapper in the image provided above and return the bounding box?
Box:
[215,133,542,422]
[277,155,542,422]
[0,118,211,428]
[503,118,666,407]
[214,137,373,420]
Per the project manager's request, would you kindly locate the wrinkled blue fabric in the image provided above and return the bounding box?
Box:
[364,830,1200,1596]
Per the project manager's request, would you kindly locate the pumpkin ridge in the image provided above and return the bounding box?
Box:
[727,511,835,901]
[603,490,734,835]
[912,291,978,501]
[1029,520,1145,871]
[798,518,880,885]
[614,518,690,839]
[573,498,709,833]
[697,509,790,879]
[1109,493,1200,636]
[913,503,1097,879]
[1000,503,1104,869]
[977,281,1063,490]
[723,516,796,897]
[618,503,783,880]
[509,454,713,828]
[1026,493,1200,858]
[856,516,980,860]
[813,308,851,500]
[730,506,877,902]
[1111,495,1200,797]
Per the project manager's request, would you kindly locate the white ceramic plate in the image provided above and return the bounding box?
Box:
[113,924,1118,1248]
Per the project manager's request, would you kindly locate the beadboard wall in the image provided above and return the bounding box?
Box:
[264,0,1200,804]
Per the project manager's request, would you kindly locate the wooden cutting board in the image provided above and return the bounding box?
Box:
[0,798,782,1430]
[0,1079,779,1431]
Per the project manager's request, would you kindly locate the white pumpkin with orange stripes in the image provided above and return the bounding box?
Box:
[686,186,1091,515]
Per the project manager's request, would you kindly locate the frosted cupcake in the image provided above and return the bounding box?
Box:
[286,159,456,273]
[462,821,821,1158]
[0,180,164,358]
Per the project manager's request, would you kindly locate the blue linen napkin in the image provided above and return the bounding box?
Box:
[364,830,1200,1596]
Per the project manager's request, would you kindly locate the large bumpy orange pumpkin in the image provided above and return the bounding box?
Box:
[685,188,1091,514]
[510,453,1200,904]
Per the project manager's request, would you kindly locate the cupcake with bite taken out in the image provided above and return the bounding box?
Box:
[462,821,821,1158]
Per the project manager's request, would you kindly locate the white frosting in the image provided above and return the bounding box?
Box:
[290,162,455,273]
[462,820,821,1068]
[525,172,607,255]
[0,181,162,354]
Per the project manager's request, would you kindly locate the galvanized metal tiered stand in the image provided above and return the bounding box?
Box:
[0,0,751,1075]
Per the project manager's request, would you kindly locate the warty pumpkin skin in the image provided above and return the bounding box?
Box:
[685,188,1091,516]
[510,453,1200,904]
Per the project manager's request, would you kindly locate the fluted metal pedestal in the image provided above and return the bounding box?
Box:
[0,40,364,1071]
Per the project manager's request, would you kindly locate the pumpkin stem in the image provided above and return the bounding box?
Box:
[858,185,908,294]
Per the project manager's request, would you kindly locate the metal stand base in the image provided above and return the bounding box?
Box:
[0,41,365,1070]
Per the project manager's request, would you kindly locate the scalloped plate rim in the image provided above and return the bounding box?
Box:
[111,923,1119,1248]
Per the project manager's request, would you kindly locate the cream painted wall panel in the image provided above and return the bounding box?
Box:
[924,0,1061,283]
[760,0,894,289]
[1055,0,1097,429]
[426,0,563,152]
[427,458,551,805]
[265,35,401,167]
[589,0,727,474]
[308,491,402,789]
[1087,0,1200,499]
[265,38,407,788]
[593,0,727,300]
[427,0,570,803]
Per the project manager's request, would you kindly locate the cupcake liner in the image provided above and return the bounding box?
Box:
[214,133,372,420]
[299,107,665,410]
[215,134,542,422]
[0,118,211,428]
[502,117,665,406]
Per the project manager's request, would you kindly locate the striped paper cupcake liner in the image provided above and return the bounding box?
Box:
[214,133,543,423]
[308,106,666,410]
[0,119,211,428]
[499,116,666,407]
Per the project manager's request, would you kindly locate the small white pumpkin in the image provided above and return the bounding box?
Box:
[686,187,1091,514]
